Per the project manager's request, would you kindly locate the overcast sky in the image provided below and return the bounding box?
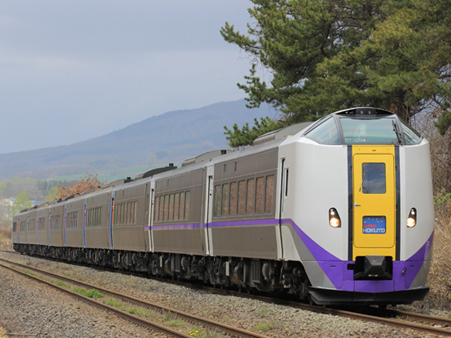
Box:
[0,1,262,154]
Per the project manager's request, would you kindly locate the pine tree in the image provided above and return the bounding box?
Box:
[221,0,451,134]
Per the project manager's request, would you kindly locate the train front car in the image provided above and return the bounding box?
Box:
[280,107,434,306]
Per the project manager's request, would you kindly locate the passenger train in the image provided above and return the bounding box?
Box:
[12,107,435,306]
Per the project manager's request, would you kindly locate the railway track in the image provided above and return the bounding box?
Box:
[0,257,269,338]
[204,288,451,336]
[2,251,451,336]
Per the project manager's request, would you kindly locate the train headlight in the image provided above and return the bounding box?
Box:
[407,208,417,228]
[329,208,341,228]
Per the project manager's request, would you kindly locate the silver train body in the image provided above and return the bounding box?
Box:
[12,107,435,305]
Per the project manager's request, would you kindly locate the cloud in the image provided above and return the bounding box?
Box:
[0,1,255,154]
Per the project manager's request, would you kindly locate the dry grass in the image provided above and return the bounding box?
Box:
[0,226,12,247]
[424,223,451,310]
[422,196,451,310]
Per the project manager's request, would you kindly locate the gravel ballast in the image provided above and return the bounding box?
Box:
[0,251,447,337]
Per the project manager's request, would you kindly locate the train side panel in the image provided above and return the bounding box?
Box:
[152,169,204,255]
[37,207,49,246]
[209,148,279,259]
[65,199,85,247]
[49,204,64,247]
[27,209,38,245]
[85,192,110,249]
[400,141,435,289]
[112,183,147,252]
[279,139,349,289]
[19,215,27,244]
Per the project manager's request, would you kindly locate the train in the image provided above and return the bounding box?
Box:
[12,107,435,306]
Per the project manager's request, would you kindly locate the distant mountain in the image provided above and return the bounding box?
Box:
[0,100,274,180]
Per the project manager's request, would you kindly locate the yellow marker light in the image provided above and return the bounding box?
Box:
[407,208,417,228]
[329,208,341,228]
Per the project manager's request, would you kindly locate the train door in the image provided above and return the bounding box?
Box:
[352,145,396,260]
[203,166,214,256]
[278,158,288,259]
[63,204,67,247]
[109,191,115,249]
[16,217,20,243]
[147,182,155,252]
[48,209,51,246]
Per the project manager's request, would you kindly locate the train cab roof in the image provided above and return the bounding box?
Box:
[301,107,422,146]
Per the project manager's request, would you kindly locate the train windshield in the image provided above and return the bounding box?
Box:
[304,113,422,145]
[339,117,400,145]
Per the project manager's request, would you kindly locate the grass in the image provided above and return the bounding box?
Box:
[60,284,104,299]
[252,321,273,332]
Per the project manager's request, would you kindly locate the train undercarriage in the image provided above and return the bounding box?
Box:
[13,243,311,300]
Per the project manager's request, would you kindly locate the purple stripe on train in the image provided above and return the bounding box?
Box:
[285,218,434,293]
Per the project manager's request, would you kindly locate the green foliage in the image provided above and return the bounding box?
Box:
[224,116,283,147]
[221,0,451,131]
[45,187,60,203]
[252,321,273,332]
[434,188,451,219]
[7,191,32,217]
[71,288,104,299]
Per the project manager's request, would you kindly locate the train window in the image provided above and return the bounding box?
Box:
[361,163,386,194]
[265,175,275,213]
[214,185,221,217]
[12,222,17,232]
[159,196,164,222]
[238,181,246,215]
[154,197,160,222]
[224,164,227,173]
[51,215,61,230]
[29,218,36,231]
[67,212,78,228]
[400,120,421,144]
[285,169,289,197]
[256,177,265,214]
[340,117,398,144]
[180,192,185,220]
[20,220,26,231]
[230,182,237,216]
[247,179,255,215]
[119,204,124,224]
[88,207,102,227]
[164,195,169,221]
[38,217,45,230]
[174,193,180,221]
[305,117,340,145]
[222,184,229,216]
[169,194,174,221]
[185,191,190,220]
[134,201,138,224]
[126,203,131,224]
